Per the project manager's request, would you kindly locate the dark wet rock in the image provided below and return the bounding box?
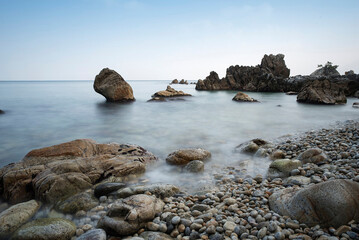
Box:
[0,139,157,204]
[269,179,359,228]
[111,183,179,199]
[76,228,107,240]
[268,159,302,179]
[270,150,286,160]
[166,148,211,165]
[297,148,327,164]
[94,182,127,198]
[12,218,76,240]
[140,231,174,240]
[179,79,188,85]
[94,68,135,102]
[0,110,4,114]
[171,79,179,84]
[354,91,359,98]
[235,139,269,154]
[56,191,98,214]
[149,86,191,102]
[184,160,204,173]
[286,91,297,95]
[297,79,347,104]
[0,200,41,238]
[345,70,355,75]
[196,54,290,91]
[232,92,259,102]
[97,194,164,236]
[353,102,359,108]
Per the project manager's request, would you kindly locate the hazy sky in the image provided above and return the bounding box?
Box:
[1,0,358,80]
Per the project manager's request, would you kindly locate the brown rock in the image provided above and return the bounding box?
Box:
[297,148,327,164]
[232,92,258,102]
[297,79,347,104]
[0,140,157,204]
[151,86,191,99]
[166,148,211,165]
[261,54,290,78]
[171,79,179,84]
[269,179,359,228]
[94,68,135,102]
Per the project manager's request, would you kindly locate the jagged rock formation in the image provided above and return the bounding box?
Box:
[94,68,135,102]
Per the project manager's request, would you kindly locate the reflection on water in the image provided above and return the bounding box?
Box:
[0,80,358,187]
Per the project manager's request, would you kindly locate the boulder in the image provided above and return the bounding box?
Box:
[149,86,191,101]
[94,68,135,102]
[283,176,310,186]
[297,79,347,104]
[94,182,127,198]
[12,218,76,240]
[0,200,41,238]
[76,228,107,240]
[140,231,174,240]
[171,79,179,84]
[232,92,258,102]
[97,194,164,236]
[179,79,188,84]
[0,139,157,204]
[0,110,4,114]
[184,160,204,173]
[297,148,327,164]
[260,54,290,78]
[235,139,268,154]
[267,159,302,179]
[353,102,359,108]
[55,191,98,214]
[111,183,179,199]
[166,148,211,165]
[269,179,359,228]
[270,150,286,160]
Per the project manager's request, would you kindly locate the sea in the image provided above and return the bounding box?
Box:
[0,80,358,189]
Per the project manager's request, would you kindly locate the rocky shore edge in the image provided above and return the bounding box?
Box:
[0,120,358,240]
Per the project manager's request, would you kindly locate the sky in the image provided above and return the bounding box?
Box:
[0,0,359,80]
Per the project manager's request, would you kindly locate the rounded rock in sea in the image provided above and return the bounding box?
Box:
[166,148,211,165]
[184,160,205,173]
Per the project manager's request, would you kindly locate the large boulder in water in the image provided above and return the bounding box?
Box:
[0,200,41,239]
[297,79,347,104]
[97,194,164,236]
[94,68,135,102]
[269,179,359,228]
[166,148,211,165]
[232,92,258,102]
[0,139,157,204]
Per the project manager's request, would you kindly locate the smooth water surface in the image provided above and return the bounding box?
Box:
[0,81,358,186]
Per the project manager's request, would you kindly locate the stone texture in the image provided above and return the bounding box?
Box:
[149,86,191,101]
[232,92,258,102]
[166,148,211,165]
[111,183,179,199]
[269,179,359,228]
[0,139,157,204]
[56,191,98,214]
[268,159,302,179]
[236,139,269,154]
[76,228,107,240]
[97,194,164,236]
[140,231,173,240]
[94,182,127,198]
[184,160,205,173]
[297,148,327,164]
[94,68,135,102]
[297,79,347,104]
[0,200,41,238]
[12,218,76,240]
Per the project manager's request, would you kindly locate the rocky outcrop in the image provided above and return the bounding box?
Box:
[97,194,164,236]
[12,218,76,240]
[149,86,191,102]
[0,200,41,238]
[0,139,157,204]
[269,179,359,228]
[310,64,340,77]
[196,54,290,91]
[232,92,258,102]
[171,79,179,84]
[55,191,98,214]
[297,79,347,104]
[179,79,188,84]
[166,148,211,165]
[94,68,135,102]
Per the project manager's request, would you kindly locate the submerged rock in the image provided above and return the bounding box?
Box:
[232,92,259,102]
[111,183,179,199]
[94,68,135,102]
[76,228,107,240]
[184,160,205,173]
[97,194,164,236]
[166,148,211,165]
[171,79,179,84]
[0,139,157,204]
[0,200,41,238]
[12,218,76,240]
[269,179,359,228]
[267,159,302,179]
[297,79,347,104]
[235,139,269,154]
[94,182,127,198]
[56,191,98,214]
[149,86,191,101]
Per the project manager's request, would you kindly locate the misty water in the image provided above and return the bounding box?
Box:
[0,80,358,191]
